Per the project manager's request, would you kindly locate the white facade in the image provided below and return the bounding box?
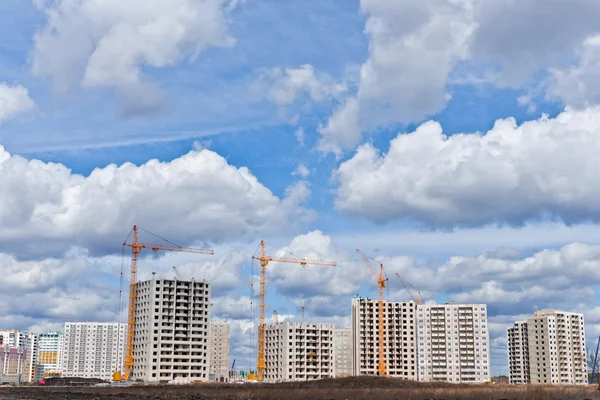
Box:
[417,304,490,383]
[351,298,417,378]
[333,327,352,377]
[209,322,230,381]
[37,331,63,380]
[132,278,211,383]
[507,321,530,384]
[265,322,334,382]
[509,310,586,385]
[62,322,126,381]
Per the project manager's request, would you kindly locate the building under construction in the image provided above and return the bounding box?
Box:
[264,322,334,382]
[351,298,417,378]
[132,278,211,383]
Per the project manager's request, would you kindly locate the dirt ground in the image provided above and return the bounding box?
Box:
[2,377,600,400]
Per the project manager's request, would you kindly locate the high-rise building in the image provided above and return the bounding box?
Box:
[132,278,211,383]
[264,322,334,382]
[416,304,490,383]
[351,298,417,378]
[333,327,352,377]
[507,310,586,385]
[62,322,126,381]
[37,331,63,380]
[0,330,38,382]
[209,322,230,381]
[507,321,529,384]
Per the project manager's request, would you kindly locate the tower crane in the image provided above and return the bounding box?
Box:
[251,240,336,381]
[356,249,388,377]
[113,225,214,381]
[173,266,181,280]
[395,273,422,305]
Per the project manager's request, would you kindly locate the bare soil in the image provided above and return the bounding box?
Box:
[2,377,600,400]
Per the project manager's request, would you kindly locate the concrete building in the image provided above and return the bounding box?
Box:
[507,321,530,384]
[264,322,334,382]
[351,298,417,378]
[333,327,352,377]
[209,322,230,381]
[508,310,587,385]
[0,346,28,384]
[37,331,63,380]
[0,330,38,382]
[417,304,490,383]
[132,278,211,383]
[62,322,126,381]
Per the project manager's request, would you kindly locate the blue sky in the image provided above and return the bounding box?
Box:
[3,0,600,378]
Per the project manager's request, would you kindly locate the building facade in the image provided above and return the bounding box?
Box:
[37,331,63,380]
[209,322,230,381]
[333,327,352,377]
[62,322,126,381]
[0,330,38,382]
[507,321,530,384]
[416,304,490,383]
[508,310,587,385]
[132,278,211,383]
[0,346,28,384]
[351,298,417,378]
[264,322,334,382]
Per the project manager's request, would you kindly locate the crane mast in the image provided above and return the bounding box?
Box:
[114,225,214,381]
[357,249,388,377]
[251,240,336,381]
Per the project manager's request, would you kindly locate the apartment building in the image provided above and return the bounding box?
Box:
[507,321,529,384]
[0,346,28,384]
[508,310,587,385]
[417,304,490,383]
[0,330,38,382]
[264,322,334,382]
[132,278,211,383]
[351,298,417,378]
[333,327,352,377]
[37,331,63,380]
[62,322,126,381]
[209,322,230,381]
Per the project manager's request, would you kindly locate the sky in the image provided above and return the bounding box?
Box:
[3,0,600,378]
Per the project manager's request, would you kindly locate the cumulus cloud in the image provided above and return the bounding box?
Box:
[31,0,235,116]
[335,107,600,227]
[0,83,35,121]
[0,146,311,258]
[547,35,600,108]
[318,0,474,153]
[292,164,310,179]
[264,64,347,107]
[469,0,600,86]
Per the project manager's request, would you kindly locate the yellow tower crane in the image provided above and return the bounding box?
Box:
[113,225,214,381]
[356,249,388,377]
[251,240,336,381]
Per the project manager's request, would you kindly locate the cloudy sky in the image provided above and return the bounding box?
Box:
[2,0,600,376]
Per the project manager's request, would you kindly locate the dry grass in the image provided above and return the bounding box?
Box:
[3,377,600,400]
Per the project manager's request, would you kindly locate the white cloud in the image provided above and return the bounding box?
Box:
[265,64,347,107]
[0,83,35,121]
[0,145,311,258]
[31,0,235,116]
[335,107,600,227]
[295,127,305,146]
[318,0,474,153]
[547,35,600,108]
[292,164,310,179]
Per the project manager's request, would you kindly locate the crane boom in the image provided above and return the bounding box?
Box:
[252,240,335,381]
[395,273,422,305]
[115,225,214,381]
[356,249,387,377]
